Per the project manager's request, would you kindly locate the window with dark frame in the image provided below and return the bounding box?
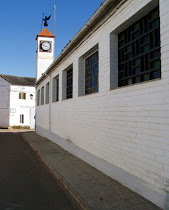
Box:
[85,51,99,95]
[52,76,59,102]
[41,86,44,105]
[20,114,24,124]
[37,89,40,106]
[118,7,161,87]
[56,76,59,101]
[66,68,73,99]
[45,82,49,104]
[19,92,26,99]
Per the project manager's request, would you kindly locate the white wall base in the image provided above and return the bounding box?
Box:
[36,125,169,209]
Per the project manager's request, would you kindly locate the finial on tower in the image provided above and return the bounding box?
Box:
[43,15,51,27]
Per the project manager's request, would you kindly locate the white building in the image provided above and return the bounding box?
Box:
[0,74,36,129]
[36,0,169,209]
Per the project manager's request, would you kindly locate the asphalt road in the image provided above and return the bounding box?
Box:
[0,132,77,210]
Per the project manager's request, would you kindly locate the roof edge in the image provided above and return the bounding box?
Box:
[0,74,36,86]
[36,27,55,40]
[0,75,10,85]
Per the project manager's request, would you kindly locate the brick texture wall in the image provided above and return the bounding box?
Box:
[36,0,169,200]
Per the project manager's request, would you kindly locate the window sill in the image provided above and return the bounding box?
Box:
[52,100,59,104]
[62,97,73,102]
[110,78,161,91]
[78,91,99,98]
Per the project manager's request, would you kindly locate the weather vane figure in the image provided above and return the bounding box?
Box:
[43,15,51,27]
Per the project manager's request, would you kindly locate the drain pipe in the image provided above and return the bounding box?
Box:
[49,74,52,132]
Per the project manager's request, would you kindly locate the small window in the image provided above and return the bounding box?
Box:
[85,51,99,95]
[19,92,26,99]
[41,86,44,105]
[20,114,24,124]
[67,68,73,99]
[118,7,160,87]
[52,75,59,102]
[45,82,49,104]
[37,89,40,106]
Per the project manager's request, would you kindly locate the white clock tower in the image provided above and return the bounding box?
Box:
[36,28,55,80]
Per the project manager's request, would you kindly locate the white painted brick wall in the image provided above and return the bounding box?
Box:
[36,0,169,202]
[10,85,36,128]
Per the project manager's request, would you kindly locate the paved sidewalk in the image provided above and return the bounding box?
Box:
[22,131,160,210]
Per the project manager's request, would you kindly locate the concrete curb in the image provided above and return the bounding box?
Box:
[21,132,88,210]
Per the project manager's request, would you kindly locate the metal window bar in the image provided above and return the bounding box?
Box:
[41,87,44,105]
[56,77,59,101]
[85,51,99,95]
[118,7,161,87]
[67,68,73,99]
[45,82,49,104]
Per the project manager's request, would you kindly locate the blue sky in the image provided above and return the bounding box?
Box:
[0,0,103,78]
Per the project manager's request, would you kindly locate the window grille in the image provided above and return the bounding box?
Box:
[45,82,49,104]
[41,87,44,105]
[52,76,59,102]
[67,68,73,99]
[37,89,40,106]
[85,51,99,94]
[56,77,59,101]
[118,7,160,87]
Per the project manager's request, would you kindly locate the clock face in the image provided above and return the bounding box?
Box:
[41,41,51,51]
